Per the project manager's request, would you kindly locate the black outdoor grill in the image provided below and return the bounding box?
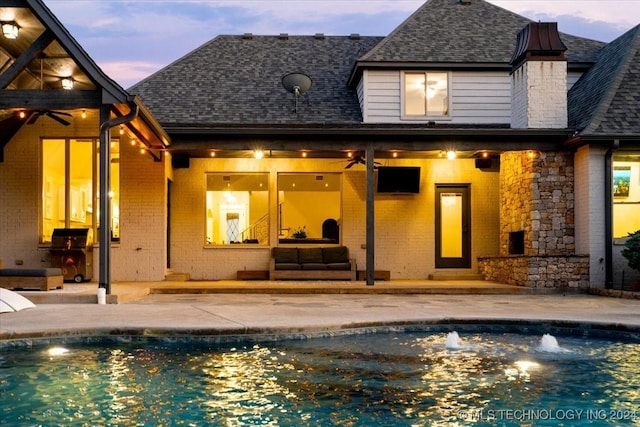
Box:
[49,228,93,283]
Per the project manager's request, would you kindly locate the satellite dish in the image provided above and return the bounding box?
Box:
[282,72,312,96]
[282,72,312,113]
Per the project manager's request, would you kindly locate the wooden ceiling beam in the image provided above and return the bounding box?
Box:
[0,89,102,109]
[0,29,55,89]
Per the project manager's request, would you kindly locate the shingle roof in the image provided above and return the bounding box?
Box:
[568,24,640,136]
[359,0,603,64]
[130,0,606,129]
[130,35,382,126]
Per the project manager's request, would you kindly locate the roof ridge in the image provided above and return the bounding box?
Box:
[358,0,435,62]
[581,24,640,135]
[130,35,224,91]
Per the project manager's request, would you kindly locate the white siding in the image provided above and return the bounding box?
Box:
[361,70,401,122]
[567,71,583,90]
[356,73,365,120]
[362,70,511,124]
[451,72,511,124]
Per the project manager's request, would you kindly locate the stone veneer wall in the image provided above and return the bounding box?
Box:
[500,151,575,256]
[480,151,587,288]
[478,255,589,289]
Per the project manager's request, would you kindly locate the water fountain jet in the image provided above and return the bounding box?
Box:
[537,333,563,352]
[445,331,464,349]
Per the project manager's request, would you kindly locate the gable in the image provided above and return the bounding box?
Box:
[361,0,604,64]
[0,0,169,154]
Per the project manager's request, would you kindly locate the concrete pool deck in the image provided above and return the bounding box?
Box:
[1,281,640,341]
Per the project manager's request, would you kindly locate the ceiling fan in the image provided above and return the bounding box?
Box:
[24,54,73,126]
[26,110,72,126]
[344,154,381,169]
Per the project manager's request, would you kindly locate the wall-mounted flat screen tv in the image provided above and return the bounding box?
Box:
[376,166,421,194]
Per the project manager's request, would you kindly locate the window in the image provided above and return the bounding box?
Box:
[613,154,640,239]
[41,138,119,244]
[205,173,269,245]
[403,71,449,117]
[277,173,341,243]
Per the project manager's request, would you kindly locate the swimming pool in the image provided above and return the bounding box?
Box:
[1,327,639,426]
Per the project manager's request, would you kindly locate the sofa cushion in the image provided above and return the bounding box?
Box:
[298,247,324,264]
[0,268,62,277]
[301,263,329,270]
[326,262,351,270]
[273,247,298,264]
[275,263,301,270]
[323,246,349,263]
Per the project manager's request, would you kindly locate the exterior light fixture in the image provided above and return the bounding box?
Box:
[81,109,86,119]
[210,151,216,157]
[392,151,398,158]
[1,22,19,39]
[18,111,26,119]
[119,125,124,135]
[446,150,456,160]
[301,151,307,158]
[254,150,264,159]
[61,77,74,90]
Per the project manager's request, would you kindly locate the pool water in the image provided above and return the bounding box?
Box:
[1,330,639,426]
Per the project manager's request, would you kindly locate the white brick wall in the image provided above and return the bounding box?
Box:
[0,110,168,281]
[0,111,101,269]
[169,157,500,280]
[511,61,567,129]
[108,140,168,281]
[574,145,607,287]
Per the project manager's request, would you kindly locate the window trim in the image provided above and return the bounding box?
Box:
[40,137,120,245]
[276,172,343,245]
[401,71,451,121]
[204,172,270,246]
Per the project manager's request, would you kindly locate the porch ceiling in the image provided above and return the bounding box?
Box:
[0,0,170,161]
[166,126,572,159]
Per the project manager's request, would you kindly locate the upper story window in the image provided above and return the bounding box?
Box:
[403,72,449,118]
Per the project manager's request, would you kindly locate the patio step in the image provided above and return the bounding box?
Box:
[428,273,484,281]
[164,272,190,281]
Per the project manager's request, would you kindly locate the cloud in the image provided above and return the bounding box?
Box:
[44,0,635,86]
[97,60,164,88]
[490,0,639,36]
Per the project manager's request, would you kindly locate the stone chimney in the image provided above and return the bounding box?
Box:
[510,22,567,129]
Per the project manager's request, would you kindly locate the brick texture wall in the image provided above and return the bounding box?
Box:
[511,61,567,129]
[169,157,500,280]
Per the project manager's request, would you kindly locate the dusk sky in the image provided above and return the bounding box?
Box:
[42,0,640,88]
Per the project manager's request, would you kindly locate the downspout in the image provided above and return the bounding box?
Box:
[604,139,619,289]
[98,101,139,295]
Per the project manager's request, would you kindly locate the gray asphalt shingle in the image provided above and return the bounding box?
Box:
[360,0,603,64]
[569,25,640,136]
[130,35,382,126]
[131,0,621,132]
